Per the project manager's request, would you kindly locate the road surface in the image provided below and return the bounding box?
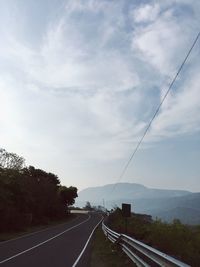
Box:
[0,213,102,267]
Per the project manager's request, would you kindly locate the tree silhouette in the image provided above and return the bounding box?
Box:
[0,148,78,232]
[0,148,25,169]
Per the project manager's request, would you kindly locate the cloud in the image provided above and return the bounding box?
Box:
[132,3,160,23]
[0,0,200,190]
[130,0,200,142]
[65,0,112,14]
[132,6,194,75]
[150,66,200,140]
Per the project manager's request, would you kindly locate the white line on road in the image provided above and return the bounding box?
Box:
[72,216,103,267]
[0,215,91,264]
[0,215,80,245]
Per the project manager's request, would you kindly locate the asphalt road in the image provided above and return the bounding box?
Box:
[0,213,102,267]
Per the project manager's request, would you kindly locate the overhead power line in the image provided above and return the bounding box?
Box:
[111,31,200,193]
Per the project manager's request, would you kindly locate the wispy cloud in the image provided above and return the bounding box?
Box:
[131,3,160,23]
[0,0,199,189]
[130,0,200,141]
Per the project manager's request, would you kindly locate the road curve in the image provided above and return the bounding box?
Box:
[0,213,102,267]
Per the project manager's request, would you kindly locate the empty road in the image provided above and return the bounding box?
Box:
[0,213,102,267]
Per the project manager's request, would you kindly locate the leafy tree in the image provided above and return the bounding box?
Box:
[0,149,78,232]
[59,186,78,207]
[0,148,25,169]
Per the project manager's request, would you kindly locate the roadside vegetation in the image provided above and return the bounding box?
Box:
[0,148,78,238]
[107,208,200,267]
[90,226,135,267]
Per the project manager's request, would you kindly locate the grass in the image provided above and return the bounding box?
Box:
[0,214,76,242]
[108,209,200,266]
[90,226,136,267]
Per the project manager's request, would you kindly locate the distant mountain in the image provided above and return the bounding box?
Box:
[76,183,200,225]
[151,206,200,225]
[77,183,190,203]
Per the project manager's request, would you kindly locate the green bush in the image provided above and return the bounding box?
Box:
[107,208,200,266]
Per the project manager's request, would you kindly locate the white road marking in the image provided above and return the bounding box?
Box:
[0,215,79,245]
[0,215,91,264]
[72,216,103,267]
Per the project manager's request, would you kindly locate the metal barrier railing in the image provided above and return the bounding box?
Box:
[102,221,191,267]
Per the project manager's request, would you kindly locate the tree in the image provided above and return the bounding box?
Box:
[0,148,25,170]
[22,166,62,221]
[59,186,78,207]
[84,201,92,211]
[0,148,79,231]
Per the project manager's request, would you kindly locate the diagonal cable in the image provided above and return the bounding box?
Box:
[111,31,200,194]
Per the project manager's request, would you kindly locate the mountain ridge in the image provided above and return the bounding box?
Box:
[76,183,200,225]
[77,182,191,202]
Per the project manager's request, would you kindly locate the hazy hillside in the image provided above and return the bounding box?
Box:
[151,206,200,225]
[77,183,190,203]
[76,183,200,224]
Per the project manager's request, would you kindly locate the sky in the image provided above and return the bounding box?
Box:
[0,0,200,192]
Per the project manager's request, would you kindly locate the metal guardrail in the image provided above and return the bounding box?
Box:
[102,221,191,267]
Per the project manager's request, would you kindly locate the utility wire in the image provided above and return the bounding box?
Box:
[111,31,200,194]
